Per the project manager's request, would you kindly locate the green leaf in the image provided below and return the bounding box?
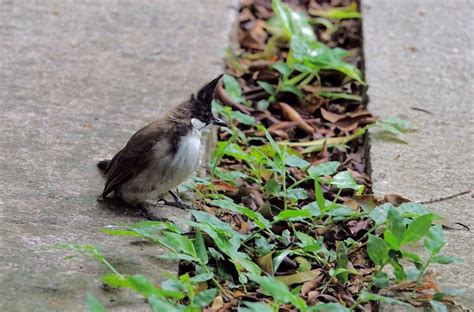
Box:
[398,202,432,217]
[102,274,183,299]
[301,201,321,217]
[372,272,389,288]
[265,179,280,196]
[194,288,218,307]
[307,161,340,177]
[54,244,105,262]
[276,209,313,221]
[148,296,181,312]
[308,303,349,312]
[430,300,448,312]
[272,62,291,76]
[250,275,307,310]
[336,241,348,284]
[223,74,243,101]
[257,81,276,96]
[101,228,141,237]
[257,99,270,111]
[358,290,412,307]
[295,231,321,253]
[391,259,407,282]
[220,142,248,161]
[240,301,274,312]
[431,254,459,265]
[194,229,208,265]
[286,188,308,200]
[163,232,197,257]
[402,214,433,244]
[330,171,363,191]
[386,207,405,242]
[281,84,303,98]
[383,229,400,250]
[367,234,388,266]
[87,294,106,312]
[318,91,362,101]
[368,203,393,225]
[230,110,256,125]
[272,0,316,42]
[379,116,416,132]
[424,225,446,256]
[285,154,310,168]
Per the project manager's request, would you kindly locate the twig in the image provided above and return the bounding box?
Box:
[215,81,253,115]
[410,106,433,115]
[416,190,471,205]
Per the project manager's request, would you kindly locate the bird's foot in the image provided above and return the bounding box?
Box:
[136,203,171,222]
[156,190,195,210]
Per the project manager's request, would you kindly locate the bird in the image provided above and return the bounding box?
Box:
[97,74,228,220]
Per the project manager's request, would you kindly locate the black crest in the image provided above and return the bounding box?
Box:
[197,74,223,105]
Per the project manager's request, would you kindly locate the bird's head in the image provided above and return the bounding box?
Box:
[188,74,228,131]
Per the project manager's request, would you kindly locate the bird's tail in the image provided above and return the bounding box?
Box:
[97,159,111,172]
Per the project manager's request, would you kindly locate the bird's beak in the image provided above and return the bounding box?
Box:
[211,117,229,127]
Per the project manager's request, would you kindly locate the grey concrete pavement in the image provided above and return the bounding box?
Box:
[0,1,236,311]
[363,0,474,309]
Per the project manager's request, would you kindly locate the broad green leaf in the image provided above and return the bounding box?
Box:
[87,294,106,312]
[285,154,310,168]
[194,288,218,307]
[301,201,321,217]
[286,188,308,200]
[257,81,276,96]
[220,142,248,161]
[431,254,459,264]
[241,301,274,312]
[295,231,320,253]
[386,207,405,242]
[190,272,213,283]
[101,228,141,237]
[276,209,313,220]
[265,179,280,196]
[159,253,199,262]
[194,229,208,265]
[308,303,349,312]
[307,161,340,177]
[372,272,389,289]
[368,203,393,225]
[223,74,243,101]
[367,234,388,266]
[230,110,256,125]
[402,214,433,244]
[163,232,196,257]
[398,202,432,217]
[424,225,446,256]
[383,229,400,250]
[330,171,363,191]
[211,197,271,229]
[257,99,270,111]
[430,300,448,312]
[272,62,291,76]
[102,274,183,299]
[379,116,416,132]
[281,83,303,98]
[391,259,407,282]
[272,0,316,42]
[250,275,307,310]
[310,4,361,20]
[54,244,105,262]
[358,290,412,307]
[148,296,181,312]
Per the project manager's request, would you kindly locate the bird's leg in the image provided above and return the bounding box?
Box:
[136,203,170,221]
[156,190,194,210]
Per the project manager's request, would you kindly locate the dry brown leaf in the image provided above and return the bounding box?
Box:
[279,102,315,135]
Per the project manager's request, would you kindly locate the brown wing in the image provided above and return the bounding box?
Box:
[100,120,169,198]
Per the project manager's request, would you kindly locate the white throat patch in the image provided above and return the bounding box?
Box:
[191,118,208,134]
